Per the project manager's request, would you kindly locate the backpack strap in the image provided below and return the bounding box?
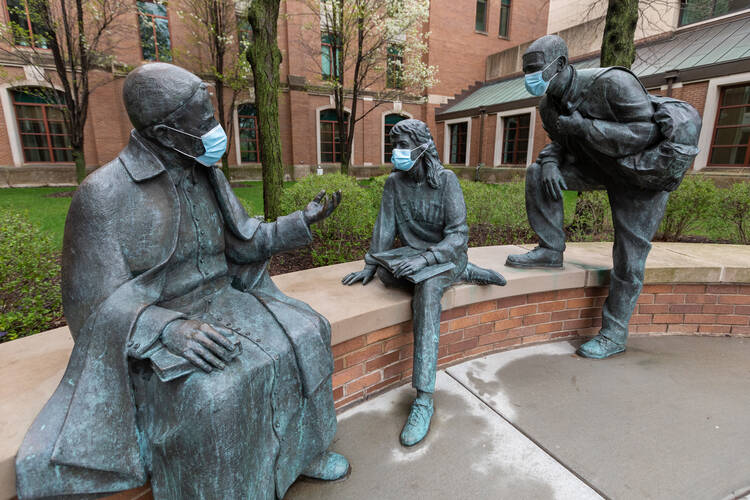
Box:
[566,66,647,115]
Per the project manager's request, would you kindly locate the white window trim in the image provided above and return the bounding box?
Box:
[316,105,353,165]
[1,80,65,167]
[234,101,261,165]
[693,71,750,170]
[494,107,536,167]
[381,108,412,165]
[443,117,471,166]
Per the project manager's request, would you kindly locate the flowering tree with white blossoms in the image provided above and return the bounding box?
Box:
[301,0,438,174]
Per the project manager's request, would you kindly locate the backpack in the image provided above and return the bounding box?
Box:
[575,67,702,192]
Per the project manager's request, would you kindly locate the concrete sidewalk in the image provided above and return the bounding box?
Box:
[286,336,750,500]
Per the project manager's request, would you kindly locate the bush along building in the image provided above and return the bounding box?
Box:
[0,0,549,186]
[434,0,750,186]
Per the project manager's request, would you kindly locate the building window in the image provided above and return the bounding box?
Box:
[238,103,260,163]
[475,0,487,32]
[449,122,468,164]
[12,88,73,163]
[679,0,750,26]
[502,114,530,164]
[709,84,750,166]
[321,33,340,79]
[499,0,511,38]
[320,108,349,163]
[386,45,403,89]
[384,113,408,163]
[137,0,172,61]
[5,0,49,49]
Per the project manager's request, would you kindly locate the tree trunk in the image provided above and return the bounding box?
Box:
[215,80,231,180]
[600,0,638,68]
[247,0,284,221]
[73,147,86,184]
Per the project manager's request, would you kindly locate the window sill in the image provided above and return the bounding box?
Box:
[498,35,510,40]
[474,30,488,36]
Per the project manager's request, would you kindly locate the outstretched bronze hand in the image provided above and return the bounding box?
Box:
[303,189,342,225]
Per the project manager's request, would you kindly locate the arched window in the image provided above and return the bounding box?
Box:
[238,103,260,163]
[12,87,72,163]
[383,113,408,163]
[319,108,349,163]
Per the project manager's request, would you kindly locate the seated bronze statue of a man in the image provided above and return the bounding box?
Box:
[343,119,506,447]
[16,63,349,500]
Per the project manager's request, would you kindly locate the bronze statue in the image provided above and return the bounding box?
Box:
[16,63,349,500]
[506,35,701,359]
[343,119,506,447]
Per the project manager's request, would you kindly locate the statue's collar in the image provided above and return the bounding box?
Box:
[119,130,168,182]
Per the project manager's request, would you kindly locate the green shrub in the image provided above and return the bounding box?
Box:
[460,179,534,245]
[0,209,63,342]
[660,176,719,240]
[718,181,750,244]
[566,191,613,242]
[280,173,377,266]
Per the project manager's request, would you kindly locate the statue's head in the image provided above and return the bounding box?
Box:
[123,63,226,165]
[522,35,569,96]
[389,118,443,189]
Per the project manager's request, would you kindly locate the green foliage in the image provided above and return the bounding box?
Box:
[660,176,719,240]
[0,209,63,342]
[718,181,750,244]
[567,191,613,242]
[459,179,534,245]
[281,173,377,266]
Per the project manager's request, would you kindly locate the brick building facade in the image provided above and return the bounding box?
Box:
[0,0,549,186]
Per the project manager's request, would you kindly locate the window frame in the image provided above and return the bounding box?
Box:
[382,111,411,164]
[678,0,750,27]
[500,113,531,165]
[707,83,750,167]
[498,0,511,39]
[11,87,73,164]
[4,0,50,49]
[321,32,340,80]
[136,0,173,62]
[475,0,487,33]
[494,107,536,167]
[237,102,261,164]
[317,106,351,164]
[443,117,471,166]
[386,44,404,89]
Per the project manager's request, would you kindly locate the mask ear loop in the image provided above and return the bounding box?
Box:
[156,124,205,161]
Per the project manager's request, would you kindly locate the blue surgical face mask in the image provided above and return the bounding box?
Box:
[524,58,560,97]
[162,124,228,166]
[391,142,430,171]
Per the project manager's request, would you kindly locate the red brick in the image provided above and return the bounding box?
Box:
[441,306,467,321]
[440,321,450,333]
[437,353,465,366]
[467,299,497,315]
[333,364,364,388]
[384,334,412,353]
[345,371,382,394]
[447,337,478,354]
[528,290,557,302]
[672,284,706,293]
[496,337,524,349]
[584,287,609,297]
[563,318,593,330]
[535,321,564,334]
[717,315,749,325]
[698,324,731,334]
[718,295,750,305]
[450,315,480,330]
[637,294,655,304]
[551,309,579,321]
[494,317,523,331]
[399,344,414,359]
[635,324,667,333]
[332,336,365,358]
[567,297,595,309]
[654,294,685,304]
[464,323,494,338]
[480,309,509,323]
[736,305,750,315]
[509,304,537,317]
[478,331,511,346]
[334,358,344,372]
[669,304,702,314]
[558,288,585,299]
[508,325,538,338]
[639,304,669,314]
[384,359,412,379]
[538,300,566,312]
[522,333,550,344]
[464,344,496,358]
[707,285,738,294]
[366,375,402,395]
[579,307,602,318]
[366,324,402,344]
[523,312,552,325]
[686,294,717,304]
[684,314,716,324]
[344,344,383,367]
[643,284,674,293]
[366,351,401,372]
[335,391,364,409]
[440,330,465,345]
[731,326,750,335]
[653,313,684,323]
[629,314,652,324]
[668,324,698,333]
[333,386,344,401]
[497,295,527,308]
[702,304,734,314]
[550,330,578,339]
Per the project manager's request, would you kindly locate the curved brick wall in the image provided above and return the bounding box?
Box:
[331,283,750,409]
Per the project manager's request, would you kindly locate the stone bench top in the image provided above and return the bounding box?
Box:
[2,242,749,499]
